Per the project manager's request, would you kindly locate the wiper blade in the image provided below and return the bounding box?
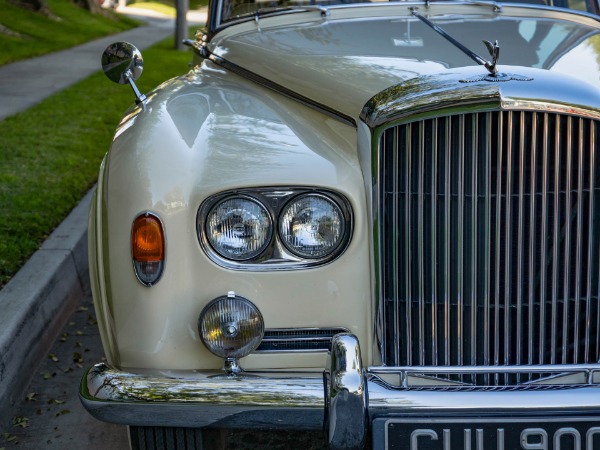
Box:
[254,4,329,19]
[411,10,499,74]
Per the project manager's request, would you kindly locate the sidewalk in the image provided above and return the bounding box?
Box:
[0,7,206,432]
[0,7,206,121]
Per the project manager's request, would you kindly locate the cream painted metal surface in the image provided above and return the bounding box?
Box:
[89,63,373,370]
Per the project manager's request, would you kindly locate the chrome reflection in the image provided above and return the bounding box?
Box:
[325,333,367,450]
[80,363,324,429]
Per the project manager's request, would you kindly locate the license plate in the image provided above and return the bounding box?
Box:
[372,417,600,450]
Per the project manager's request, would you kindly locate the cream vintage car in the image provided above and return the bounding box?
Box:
[80,0,600,448]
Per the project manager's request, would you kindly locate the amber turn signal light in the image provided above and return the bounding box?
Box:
[132,214,164,261]
[131,212,165,286]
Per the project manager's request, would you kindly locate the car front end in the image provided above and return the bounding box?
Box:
[81,1,600,448]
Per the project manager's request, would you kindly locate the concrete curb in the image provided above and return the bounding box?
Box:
[0,189,93,432]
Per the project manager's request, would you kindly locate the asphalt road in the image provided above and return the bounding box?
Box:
[1,291,330,449]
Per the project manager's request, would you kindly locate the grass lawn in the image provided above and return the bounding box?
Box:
[0,32,197,288]
[0,0,140,65]
[131,0,209,11]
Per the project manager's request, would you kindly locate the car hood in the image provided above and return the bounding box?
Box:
[208,5,600,120]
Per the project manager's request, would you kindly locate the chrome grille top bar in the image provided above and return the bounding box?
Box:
[377,110,600,385]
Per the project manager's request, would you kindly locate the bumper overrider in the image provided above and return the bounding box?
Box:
[80,334,600,449]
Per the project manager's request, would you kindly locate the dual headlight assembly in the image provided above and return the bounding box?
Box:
[197,188,353,269]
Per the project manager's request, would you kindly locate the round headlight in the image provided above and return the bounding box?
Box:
[278,194,346,259]
[198,294,264,360]
[204,196,272,261]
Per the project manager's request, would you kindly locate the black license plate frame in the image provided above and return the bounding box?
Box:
[372,416,600,450]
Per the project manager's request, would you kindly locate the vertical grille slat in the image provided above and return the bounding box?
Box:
[516,111,525,370]
[587,121,597,362]
[540,113,550,366]
[470,114,478,368]
[379,110,600,385]
[574,117,584,364]
[431,118,439,366]
[444,119,452,367]
[551,115,561,365]
[504,111,513,371]
[528,112,538,369]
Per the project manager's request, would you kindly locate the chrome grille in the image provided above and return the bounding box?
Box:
[256,327,349,352]
[378,110,600,384]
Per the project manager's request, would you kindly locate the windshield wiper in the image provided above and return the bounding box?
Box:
[253,4,329,21]
[411,10,499,75]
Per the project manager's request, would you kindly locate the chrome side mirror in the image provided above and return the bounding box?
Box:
[101,42,147,107]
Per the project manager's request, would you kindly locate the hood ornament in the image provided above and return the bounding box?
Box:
[461,40,533,83]
[483,39,500,75]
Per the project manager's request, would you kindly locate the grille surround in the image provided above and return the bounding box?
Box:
[374,108,600,385]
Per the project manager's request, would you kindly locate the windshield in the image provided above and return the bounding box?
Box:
[219,0,597,24]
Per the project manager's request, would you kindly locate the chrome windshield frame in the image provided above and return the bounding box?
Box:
[206,0,600,37]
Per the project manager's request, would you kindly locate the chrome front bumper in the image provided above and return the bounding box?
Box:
[80,334,600,449]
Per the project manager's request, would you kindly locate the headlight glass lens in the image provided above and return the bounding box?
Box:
[199,294,264,359]
[205,197,272,260]
[279,194,345,258]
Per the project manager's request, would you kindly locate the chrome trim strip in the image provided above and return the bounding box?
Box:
[361,68,600,129]
[207,1,600,36]
[370,364,600,375]
[205,52,356,128]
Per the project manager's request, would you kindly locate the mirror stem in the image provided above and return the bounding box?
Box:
[125,69,147,108]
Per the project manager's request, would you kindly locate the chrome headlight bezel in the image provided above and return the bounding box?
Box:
[197,188,353,270]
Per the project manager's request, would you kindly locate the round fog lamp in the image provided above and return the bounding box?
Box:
[198,293,264,360]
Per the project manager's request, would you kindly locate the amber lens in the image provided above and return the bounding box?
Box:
[132,215,164,262]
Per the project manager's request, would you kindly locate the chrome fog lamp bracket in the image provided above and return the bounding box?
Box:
[198,292,265,375]
[223,358,243,375]
[325,333,368,450]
